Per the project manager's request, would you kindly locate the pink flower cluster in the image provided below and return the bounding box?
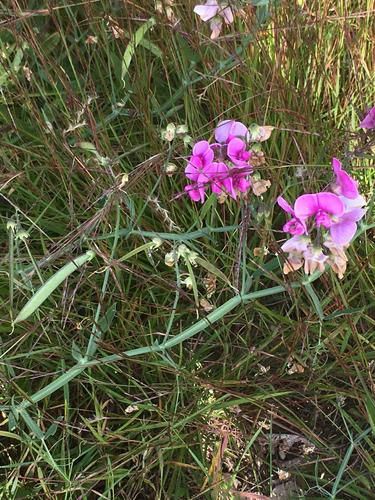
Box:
[184,120,254,203]
[278,158,366,278]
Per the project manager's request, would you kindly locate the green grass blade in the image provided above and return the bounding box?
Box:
[13,250,95,324]
[121,18,156,86]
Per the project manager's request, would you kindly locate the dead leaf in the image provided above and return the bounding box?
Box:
[259,126,274,142]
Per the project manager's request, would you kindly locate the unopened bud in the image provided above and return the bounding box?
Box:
[16,230,29,241]
[165,163,177,176]
[7,220,17,232]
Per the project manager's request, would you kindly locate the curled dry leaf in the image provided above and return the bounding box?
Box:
[259,126,274,142]
[200,298,215,312]
[286,357,305,375]
[252,179,271,196]
[203,273,217,298]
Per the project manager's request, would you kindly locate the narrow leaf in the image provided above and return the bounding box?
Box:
[121,18,156,85]
[14,250,95,324]
[194,257,233,288]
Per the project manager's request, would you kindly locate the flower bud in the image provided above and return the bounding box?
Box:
[6,220,17,232]
[161,123,176,142]
[16,230,29,241]
[165,163,177,176]
[151,237,163,249]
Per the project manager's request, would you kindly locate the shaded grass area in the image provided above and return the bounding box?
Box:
[0,0,374,498]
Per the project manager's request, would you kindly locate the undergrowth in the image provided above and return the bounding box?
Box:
[0,1,374,498]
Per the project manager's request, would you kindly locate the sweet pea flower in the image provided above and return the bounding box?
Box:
[185,140,214,181]
[214,120,249,144]
[280,235,311,274]
[324,238,348,279]
[227,138,252,166]
[193,1,234,39]
[331,158,359,199]
[329,206,366,245]
[277,196,306,235]
[294,192,365,245]
[303,246,328,275]
[359,106,375,129]
[225,166,252,199]
[184,182,206,203]
[294,192,345,227]
[204,162,229,195]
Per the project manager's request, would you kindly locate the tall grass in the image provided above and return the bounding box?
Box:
[0,0,374,498]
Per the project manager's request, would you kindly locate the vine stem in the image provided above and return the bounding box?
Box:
[7,222,374,419]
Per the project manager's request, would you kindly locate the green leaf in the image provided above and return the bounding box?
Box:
[304,283,324,321]
[194,257,233,289]
[121,18,156,85]
[71,341,83,362]
[13,250,95,324]
[97,303,117,334]
[365,395,375,435]
[0,430,22,442]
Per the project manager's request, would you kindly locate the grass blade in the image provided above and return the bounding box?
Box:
[13,250,95,324]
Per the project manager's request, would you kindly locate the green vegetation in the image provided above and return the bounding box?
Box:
[0,1,374,498]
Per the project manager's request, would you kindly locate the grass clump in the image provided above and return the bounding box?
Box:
[0,1,374,498]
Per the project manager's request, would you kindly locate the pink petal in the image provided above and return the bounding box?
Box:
[340,194,366,210]
[201,148,214,167]
[211,181,223,194]
[342,207,366,222]
[281,235,310,253]
[185,159,200,181]
[230,121,248,141]
[330,221,357,245]
[193,140,210,156]
[185,184,203,202]
[336,170,358,199]
[220,6,234,24]
[277,196,295,216]
[332,157,342,174]
[227,137,245,156]
[316,192,345,216]
[294,194,319,219]
[214,120,234,143]
[223,177,236,199]
[193,4,218,22]
[359,107,375,129]
[237,177,251,192]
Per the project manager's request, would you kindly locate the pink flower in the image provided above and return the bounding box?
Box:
[277,196,307,235]
[214,120,249,144]
[193,1,234,39]
[185,140,214,181]
[204,162,229,195]
[227,138,252,166]
[331,158,359,200]
[294,193,345,228]
[303,247,328,275]
[359,106,375,129]
[329,205,366,245]
[184,183,206,203]
[281,235,310,253]
[294,192,365,245]
[225,166,252,199]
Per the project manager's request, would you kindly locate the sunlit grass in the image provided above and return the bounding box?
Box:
[0,0,374,498]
